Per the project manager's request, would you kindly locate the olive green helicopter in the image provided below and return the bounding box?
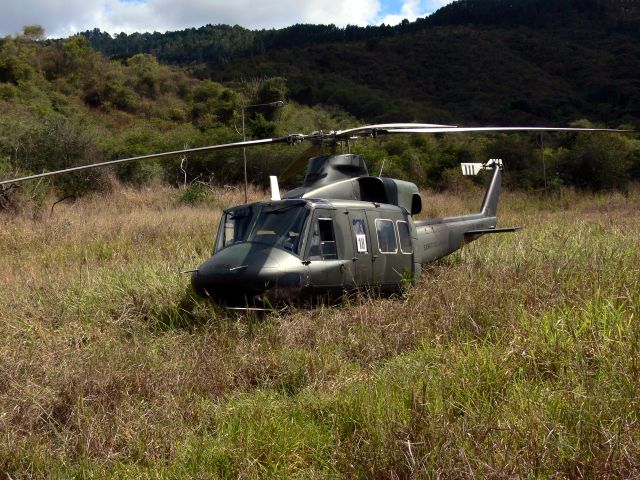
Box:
[0,123,627,307]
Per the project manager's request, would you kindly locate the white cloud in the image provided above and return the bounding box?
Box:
[0,0,383,38]
[380,0,421,25]
[379,0,453,25]
[0,0,100,37]
[0,0,457,38]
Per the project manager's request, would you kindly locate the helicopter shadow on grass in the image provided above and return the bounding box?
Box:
[150,287,222,331]
[150,284,408,332]
[151,286,280,331]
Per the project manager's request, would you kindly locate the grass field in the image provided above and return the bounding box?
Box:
[1,184,639,478]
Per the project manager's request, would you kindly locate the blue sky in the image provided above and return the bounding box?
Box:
[0,0,456,38]
[378,0,455,25]
[381,0,410,17]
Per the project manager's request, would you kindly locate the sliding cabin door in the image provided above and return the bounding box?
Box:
[365,210,412,290]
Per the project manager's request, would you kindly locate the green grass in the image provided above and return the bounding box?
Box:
[1,185,639,477]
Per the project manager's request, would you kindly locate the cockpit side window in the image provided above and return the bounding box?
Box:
[251,207,307,254]
[308,217,338,260]
[217,207,253,251]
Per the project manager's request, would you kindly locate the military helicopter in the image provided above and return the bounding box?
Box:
[0,123,628,307]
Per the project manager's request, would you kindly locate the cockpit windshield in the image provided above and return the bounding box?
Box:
[215,202,309,255]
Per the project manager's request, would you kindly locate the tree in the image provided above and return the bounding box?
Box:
[559,133,632,191]
[254,77,287,120]
[20,25,45,42]
[0,38,35,84]
[127,54,162,98]
[189,80,240,129]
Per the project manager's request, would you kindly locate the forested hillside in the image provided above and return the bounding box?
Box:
[82,0,640,125]
[1,0,640,210]
[0,30,361,208]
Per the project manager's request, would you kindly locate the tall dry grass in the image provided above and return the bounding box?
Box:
[0,183,639,477]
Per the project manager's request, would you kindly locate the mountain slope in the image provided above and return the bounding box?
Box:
[212,26,639,124]
[82,0,640,125]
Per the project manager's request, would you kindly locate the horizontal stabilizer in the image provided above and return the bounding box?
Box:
[461,158,503,176]
[465,227,521,236]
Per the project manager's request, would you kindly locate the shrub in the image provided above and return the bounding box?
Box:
[558,133,632,191]
[180,182,211,204]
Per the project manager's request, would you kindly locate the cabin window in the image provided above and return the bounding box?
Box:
[352,218,368,253]
[375,218,398,254]
[308,218,338,260]
[397,221,413,254]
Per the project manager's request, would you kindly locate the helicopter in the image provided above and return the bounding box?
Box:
[0,123,629,307]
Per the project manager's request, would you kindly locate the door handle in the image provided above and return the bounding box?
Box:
[352,257,358,262]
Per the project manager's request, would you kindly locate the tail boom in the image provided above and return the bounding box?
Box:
[413,159,515,264]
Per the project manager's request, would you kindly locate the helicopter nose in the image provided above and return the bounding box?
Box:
[191,252,279,297]
[191,243,300,304]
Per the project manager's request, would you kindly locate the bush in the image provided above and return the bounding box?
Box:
[179,182,211,204]
[116,161,164,187]
[51,169,113,198]
[0,38,35,84]
[189,81,240,128]
[248,113,276,139]
[558,133,632,191]
[254,77,287,121]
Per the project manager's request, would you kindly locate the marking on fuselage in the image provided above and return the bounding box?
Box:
[423,239,446,250]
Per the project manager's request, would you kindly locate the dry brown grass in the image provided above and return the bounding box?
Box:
[1,183,639,477]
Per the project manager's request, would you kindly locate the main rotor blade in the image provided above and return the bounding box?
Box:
[381,126,633,134]
[0,135,298,186]
[335,123,457,138]
[280,144,323,181]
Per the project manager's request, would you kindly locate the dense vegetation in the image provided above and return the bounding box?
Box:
[0,28,358,204]
[1,185,639,476]
[1,0,639,205]
[81,0,640,69]
[0,25,639,208]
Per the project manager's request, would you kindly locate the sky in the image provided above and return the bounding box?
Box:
[0,0,456,38]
